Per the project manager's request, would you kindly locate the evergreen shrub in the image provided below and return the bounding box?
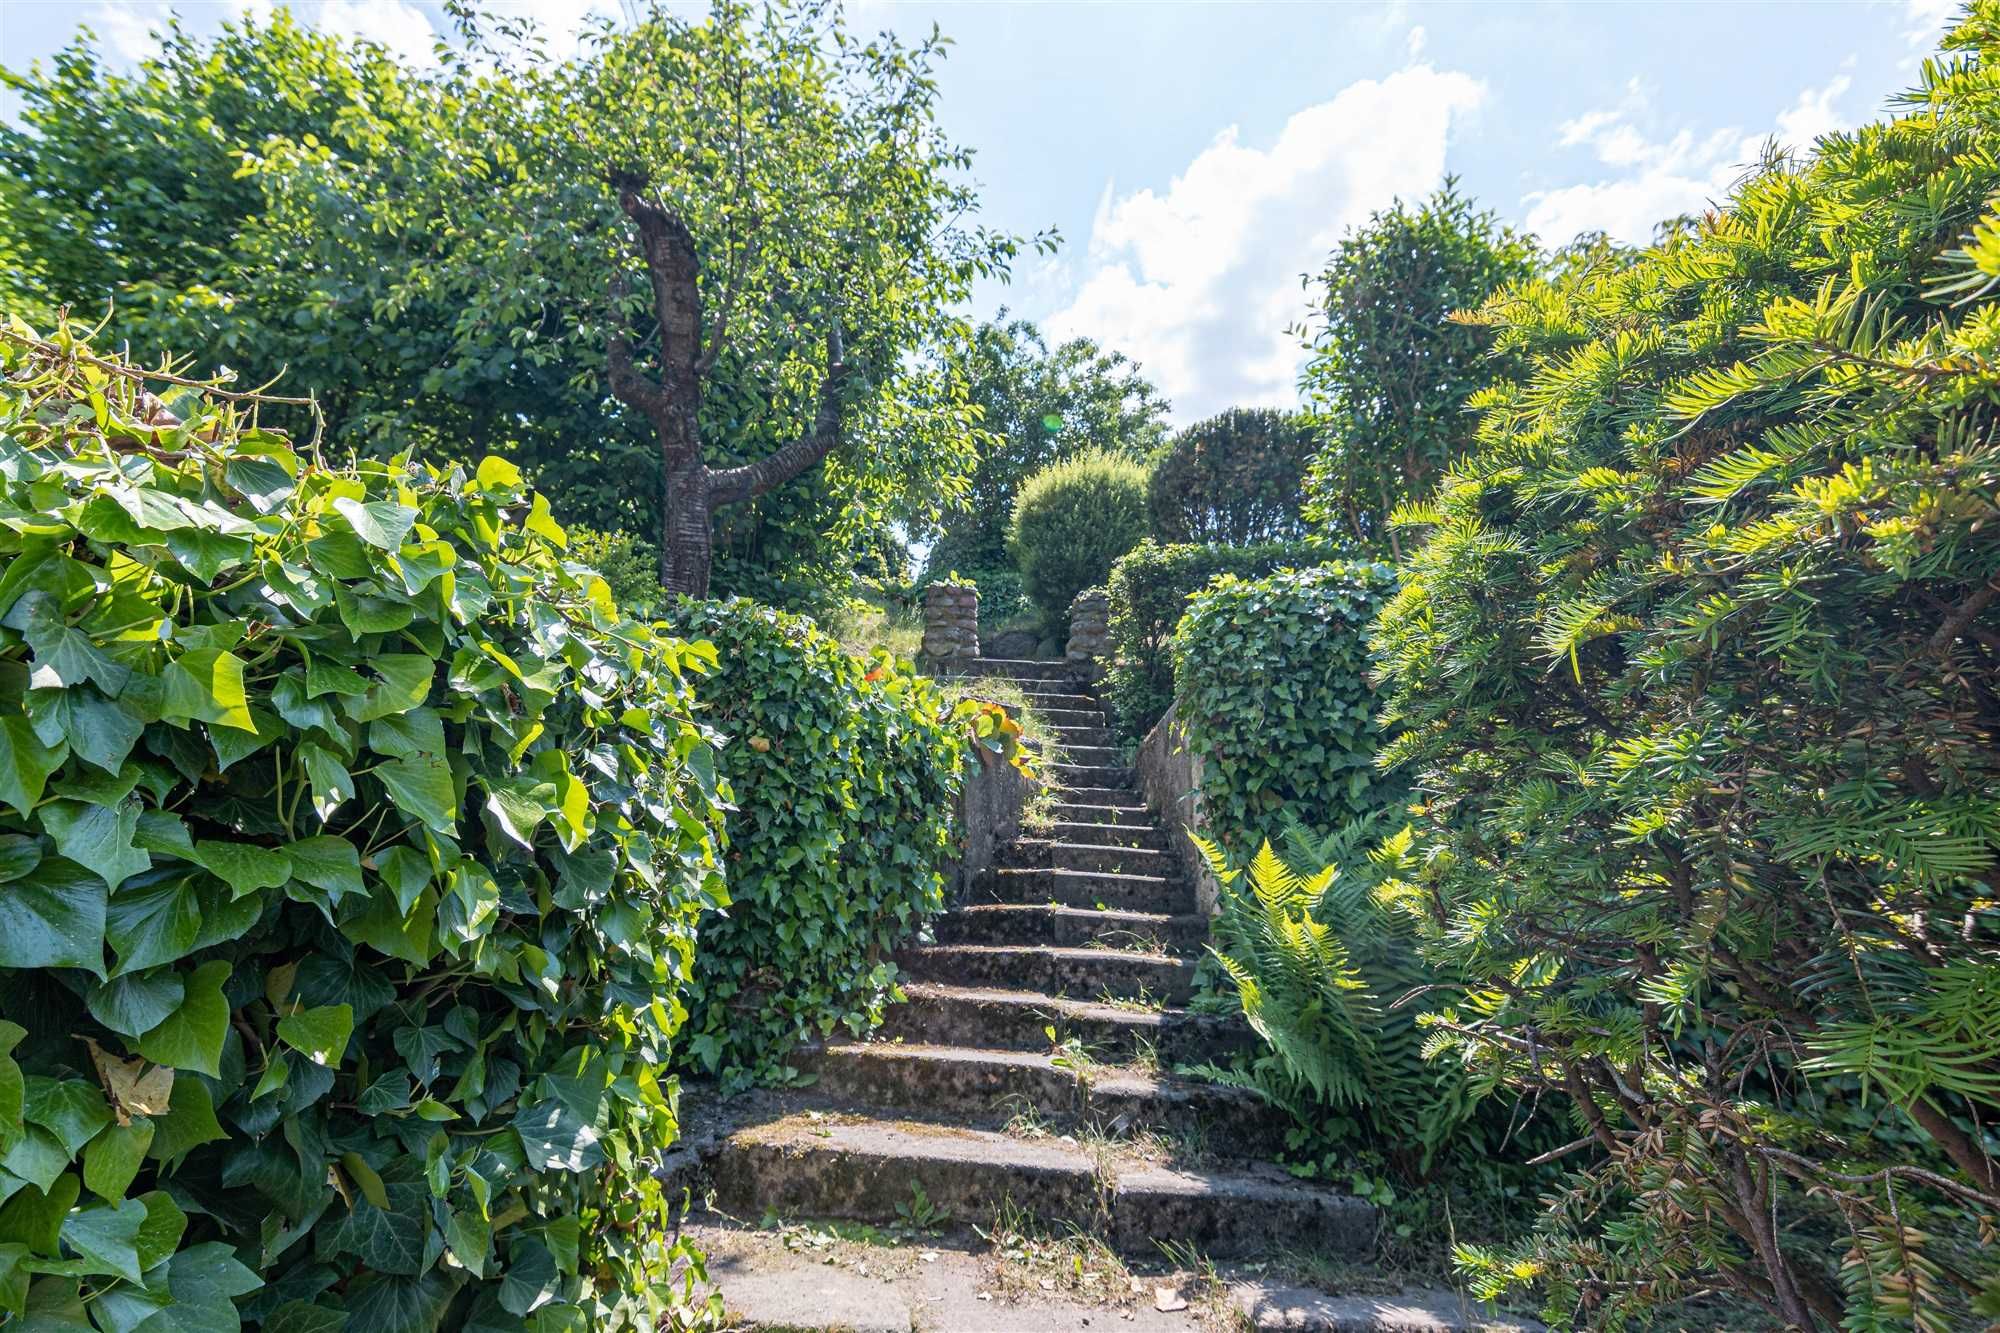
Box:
[1006,450,1149,634]
[1146,407,1314,546]
[0,322,728,1329]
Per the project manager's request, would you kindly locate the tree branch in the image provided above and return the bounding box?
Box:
[707,321,849,509]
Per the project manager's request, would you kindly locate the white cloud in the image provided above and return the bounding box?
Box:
[1405,24,1427,60]
[1524,72,1857,248]
[83,1,170,64]
[315,0,439,67]
[1904,0,1958,50]
[1044,64,1485,422]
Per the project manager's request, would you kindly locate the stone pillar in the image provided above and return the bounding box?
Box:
[1065,586,1110,683]
[921,582,980,662]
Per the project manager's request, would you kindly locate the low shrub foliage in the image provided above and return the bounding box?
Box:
[1102,538,1338,742]
[1171,562,1396,853]
[667,599,967,1088]
[1005,450,1149,635]
[1373,15,2000,1326]
[0,322,728,1328]
[1146,407,1314,546]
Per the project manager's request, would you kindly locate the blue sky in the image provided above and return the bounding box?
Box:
[0,0,1962,420]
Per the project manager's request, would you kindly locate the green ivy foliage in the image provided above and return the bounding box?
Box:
[1102,538,1340,742]
[1146,408,1314,547]
[0,323,729,1330]
[1171,563,1396,854]
[1006,450,1150,635]
[1373,15,2000,1327]
[667,600,966,1089]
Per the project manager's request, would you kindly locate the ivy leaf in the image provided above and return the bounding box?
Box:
[136,960,231,1077]
[86,974,186,1040]
[192,840,292,898]
[146,1077,225,1166]
[342,1270,461,1333]
[329,1178,428,1275]
[82,1121,155,1201]
[161,647,255,733]
[0,856,107,975]
[377,754,457,834]
[23,1078,112,1155]
[283,837,364,905]
[298,744,354,822]
[0,1022,22,1157]
[165,528,253,583]
[133,1190,188,1271]
[30,687,140,773]
[224,456,297,514]
[60,1198,148,1284]
[333,586,414,636]
[498,1237,557,1316]
[105,871,204,976]
[275,1004,352,1068]
[42,799,151,892]
[512,1100,603,1173]
[347,655,434,723]
[261,1302,345,1333]
[333,497,418,551]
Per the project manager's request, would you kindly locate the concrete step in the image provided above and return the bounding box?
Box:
[1019,691,1100,711]
[1037,707,1109,728]
[934,902,1206,952]
[1049,762,1137,789]
[1007,839,1176,877]
[1050,802,1152,828]
[707,1114,1374,1260]
[879,983,1257,1065]
[806,1043,1287,1154]
[1044,820,1167,850]
[1049,723,1111,747]
[895,943,1195,1003]
[944,658,1076,682]
[1058,786,1146,808]
[983,866,1195,914]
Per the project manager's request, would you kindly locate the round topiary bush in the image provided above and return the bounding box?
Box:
[0,324,727,1328]
[1006,449,1150,633]
[668,599,967,1088]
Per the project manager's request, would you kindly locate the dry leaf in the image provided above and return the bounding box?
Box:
[86,1038,174,1126]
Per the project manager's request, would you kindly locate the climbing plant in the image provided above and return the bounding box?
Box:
[1172,563,1397,854]
[0,321,728,1328]
[668,599,968,1089]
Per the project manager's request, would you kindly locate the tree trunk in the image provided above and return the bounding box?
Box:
[661,454,714,598]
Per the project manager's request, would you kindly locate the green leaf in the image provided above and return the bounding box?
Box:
[498,1237,557,1315]
[60,1198,147,1284]
[33,688,141,773]
[86,972,185,1037]
[136,960,230,1077]
[22,1078,111,1155]
[377,754,457,834]
[334,497,417,551]
[133,1189,187,1271]
[342,885,437,966]
[512,1100,602,1174]
[0,856,107,975]
[304,657,369,699]
[105,872,203,976]
[160,647,254,733]
[330,1178,427,1275]
[42,799,150,892]
[283,836,364,904]
[192,840,291,898]
[348,655,433,722]
[225,457,296,513]
[444,1210,490,1277]
[0,1023,22,1157]
[262,1302,345,1333]
[298,744,354,822]
[145,1076,224,1166]
[276,1004,352,1068]
[165,528,253,583]
[333,586,414,636]
[343,1270,460,1333]
[82,1121,154,1202]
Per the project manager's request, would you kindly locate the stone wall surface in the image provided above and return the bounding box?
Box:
[921,582,979,660]
[1136,702,1224,917]
[1064,586,1110,683]
[947,744,1033,898]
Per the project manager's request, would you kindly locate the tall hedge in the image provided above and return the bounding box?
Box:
[669,600,966,1088]
[0,323,728,1328]
[1146,407,1314,546]
[1373,14,2000,1326]
[1006,450,1150,633]
[1171,563,1396,853]
[1102,539,1339,742]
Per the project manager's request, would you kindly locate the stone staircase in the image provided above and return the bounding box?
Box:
[669,660,1536,1331]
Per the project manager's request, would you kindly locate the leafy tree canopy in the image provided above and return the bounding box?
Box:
[1147,406,1314,546]
[1294,181,1539,552]
[924,315,1169,580]
[1,0,1041,607]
